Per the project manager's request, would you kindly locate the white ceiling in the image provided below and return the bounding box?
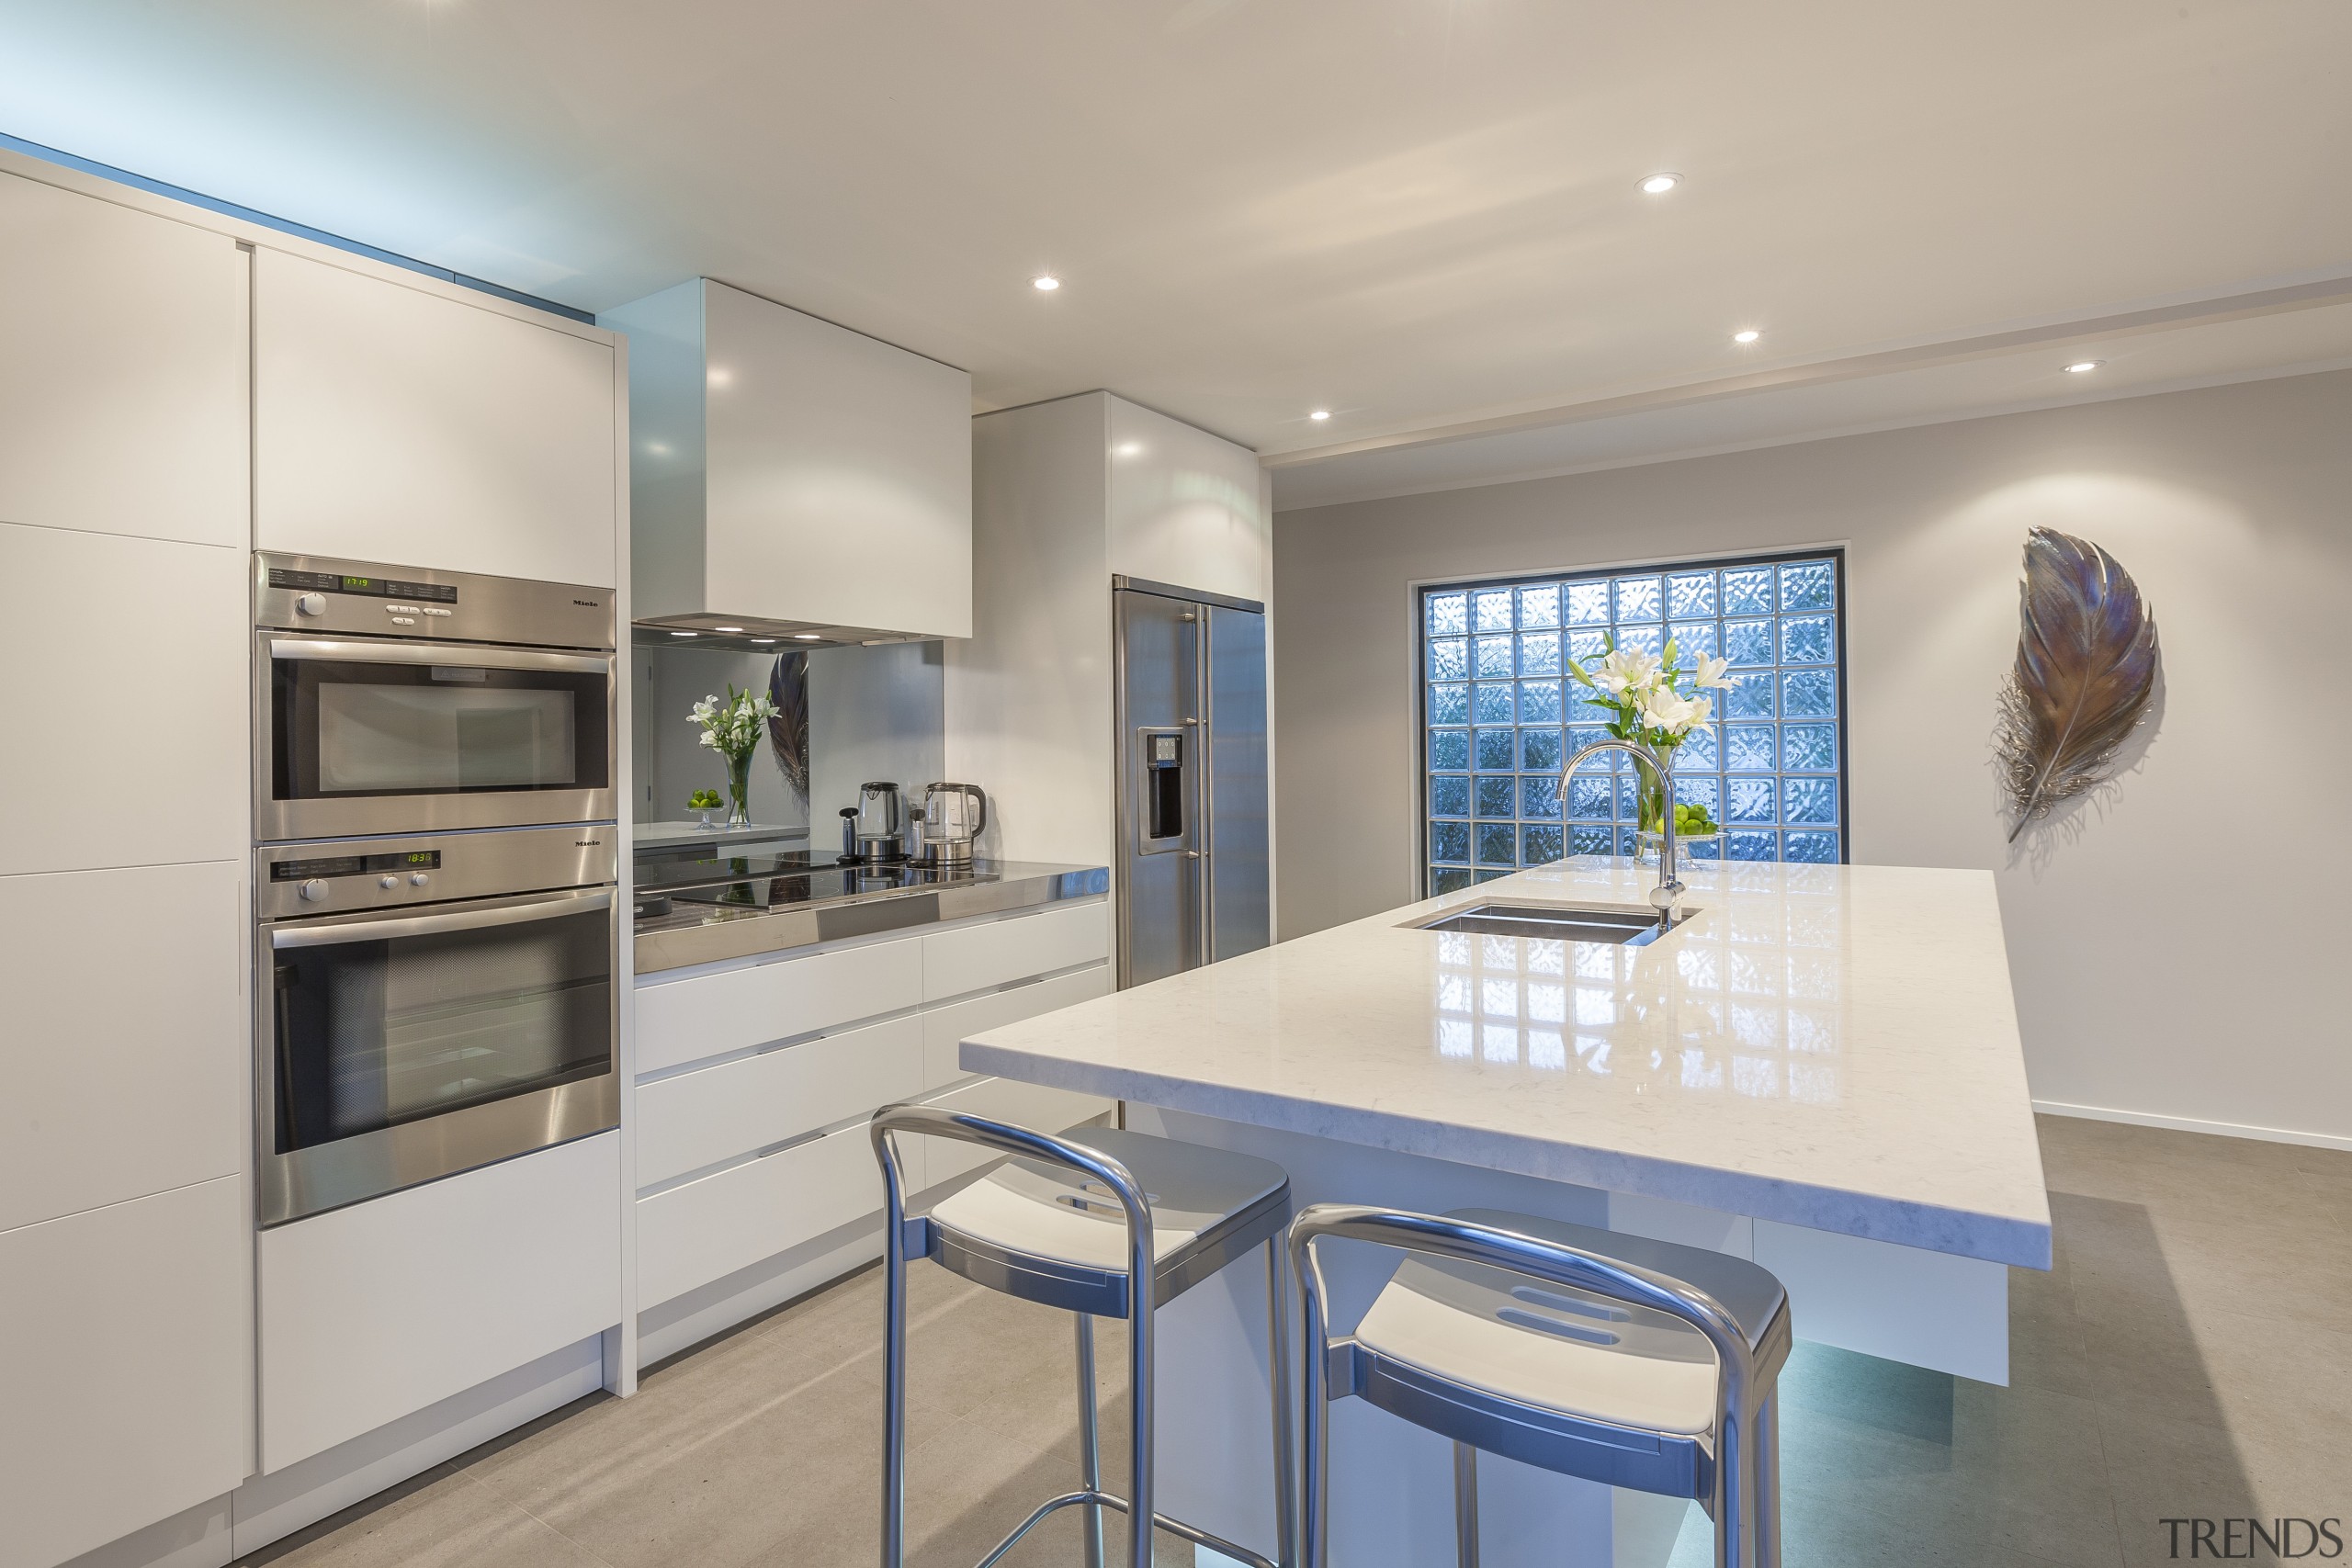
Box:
[4,0,2348,504]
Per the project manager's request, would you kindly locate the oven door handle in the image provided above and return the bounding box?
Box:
[270,888,615,949]
[266,637,611,675]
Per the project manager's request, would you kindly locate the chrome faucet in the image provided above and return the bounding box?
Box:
[1559,739,1683,922]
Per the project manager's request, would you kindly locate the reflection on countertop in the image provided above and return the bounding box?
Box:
[631,847,1108,975]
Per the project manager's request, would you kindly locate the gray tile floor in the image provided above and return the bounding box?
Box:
[243,1116,2351,1568]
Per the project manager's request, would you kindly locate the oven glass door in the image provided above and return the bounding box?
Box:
[262,888,617,1223]
[262,637,614,837]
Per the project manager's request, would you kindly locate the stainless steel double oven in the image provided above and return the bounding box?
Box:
[253,553,621,1225]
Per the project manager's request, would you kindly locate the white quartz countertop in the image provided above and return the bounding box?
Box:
[964,858,2052,1269]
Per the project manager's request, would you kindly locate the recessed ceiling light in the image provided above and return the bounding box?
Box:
[706,367,732,388]
[713,626,743,633]
[1033,275,1061,291]
[751,637,776,644]
[2064,359,2104,374]
[1639,172,1682,196]
[1732,329,1761,344]
[1309,410,1331,421]
[1114,442,1142,457]
[669,630,697,637]
[793,633,823,641]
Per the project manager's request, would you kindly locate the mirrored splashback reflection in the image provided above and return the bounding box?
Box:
[1430,862,1847,1106]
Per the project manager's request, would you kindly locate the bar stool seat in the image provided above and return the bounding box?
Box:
[1292,1204,1793,1568]
[928,1128,1290,1317]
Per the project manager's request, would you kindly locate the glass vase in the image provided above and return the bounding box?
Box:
[724,750,753,830]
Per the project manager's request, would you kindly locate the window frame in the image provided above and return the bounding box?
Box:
[1415,546,1851,897]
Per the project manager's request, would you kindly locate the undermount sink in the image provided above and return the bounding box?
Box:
[1409,901,1693,946]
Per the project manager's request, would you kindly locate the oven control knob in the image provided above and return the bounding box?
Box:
[410,872,430,887]
[294,592,328,616]
[379,875,398,890]
[297,878,329,903]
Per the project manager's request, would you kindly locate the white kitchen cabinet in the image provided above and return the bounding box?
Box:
[0,862,243,1234]
[634,936,924,1076]
[636,1120,881,1308]
[601,277,971,641]
[0,1178,246,1568]
[919,964,1114,1091]
[922,901,1110,1003]
[254,247,618,586]
[257,1134,621,1473]
[636,1013,924,1190]
[629,899,1116,1333]
[0,524,246,876]
[1106,395,1271,607]
[0,169,247,549]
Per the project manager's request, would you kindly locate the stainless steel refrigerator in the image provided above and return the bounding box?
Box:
[1114,577,1271,987]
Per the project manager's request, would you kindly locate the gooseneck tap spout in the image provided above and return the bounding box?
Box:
[1559,739,1683,923]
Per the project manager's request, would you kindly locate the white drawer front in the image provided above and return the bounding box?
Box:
[916,1075,1115,1194]
[919,964,1113,1092]
[638,1014,923,1190]
[636,938,923,1076]
[637,1122,881,1308]
[922,899,1109,1003]
[259,1134,621,1473]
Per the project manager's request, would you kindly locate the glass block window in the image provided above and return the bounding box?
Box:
[1422,552,1847,895]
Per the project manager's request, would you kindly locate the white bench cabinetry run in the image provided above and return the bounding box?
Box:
[631,897,1113,1351]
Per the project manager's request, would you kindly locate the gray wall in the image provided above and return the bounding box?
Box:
[1272,368,2352,1145]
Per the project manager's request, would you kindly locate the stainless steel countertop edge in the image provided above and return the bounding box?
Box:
[632,861,1110,974]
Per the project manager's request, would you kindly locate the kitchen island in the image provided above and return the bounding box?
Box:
[962,856,2051,1567]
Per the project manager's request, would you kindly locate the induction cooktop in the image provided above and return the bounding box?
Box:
[635,847,978,910]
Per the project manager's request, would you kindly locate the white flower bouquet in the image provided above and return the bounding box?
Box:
[689,685,779,829]
[1566,635,1736,842]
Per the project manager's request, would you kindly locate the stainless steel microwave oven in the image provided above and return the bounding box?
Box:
[253,553,617,842]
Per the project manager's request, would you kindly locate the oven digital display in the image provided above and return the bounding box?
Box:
[269,850,445,881]
[268,568,458,604]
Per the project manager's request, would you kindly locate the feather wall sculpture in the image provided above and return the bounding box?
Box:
[1994,526,2160,842]
[765,649,810,802]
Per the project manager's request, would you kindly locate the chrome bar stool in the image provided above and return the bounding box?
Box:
[870,1104,1296,1568]
[1289,1205,1792,1568]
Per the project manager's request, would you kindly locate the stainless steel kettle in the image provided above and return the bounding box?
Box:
[922,782,987,868]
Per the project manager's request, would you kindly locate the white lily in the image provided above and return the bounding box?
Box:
[1592,647,1663,698]
[1687,652,1734,691]
[1640,685,1704,736]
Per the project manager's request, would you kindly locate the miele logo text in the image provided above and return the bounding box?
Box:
[576,840,602,847]
[573,599,600,607]
[2163,1519,2344,1559]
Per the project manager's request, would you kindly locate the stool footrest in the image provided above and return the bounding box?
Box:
[970,1487,1278,1568]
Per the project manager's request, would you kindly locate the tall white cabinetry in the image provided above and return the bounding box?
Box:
[0,166,251,1568]
[254,248,620,586]
[951,393,1272,875]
